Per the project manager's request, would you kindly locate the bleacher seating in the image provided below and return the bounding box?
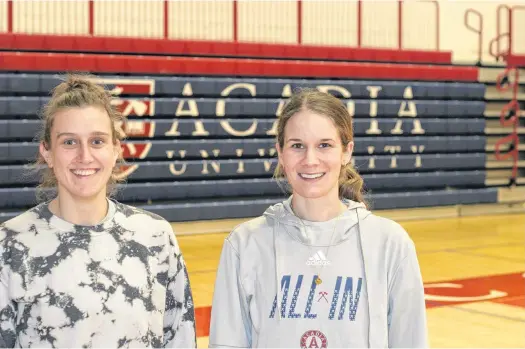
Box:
[0,29,522,224]
[0,63,505,223]
[0,50,479,81]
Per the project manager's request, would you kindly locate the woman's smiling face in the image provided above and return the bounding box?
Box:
[39,105,120,201]
[277,109,353,200]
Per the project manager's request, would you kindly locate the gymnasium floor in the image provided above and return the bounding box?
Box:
[177,212,525,348]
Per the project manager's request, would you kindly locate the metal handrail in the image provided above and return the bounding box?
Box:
[489,32,510,61]
[464,9,483,64]
[495,4,511,59]
[492,5,522,184]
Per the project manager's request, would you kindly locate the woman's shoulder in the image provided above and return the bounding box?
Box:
[0,203,51,236]
[112,201,173,232]
[360,210,416,251]
[225,215,273,249]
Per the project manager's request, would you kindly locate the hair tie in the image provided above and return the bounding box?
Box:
[66,80,86,92]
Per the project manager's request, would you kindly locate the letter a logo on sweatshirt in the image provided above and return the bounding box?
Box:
[306,250,331,266]
[300,330,328,348]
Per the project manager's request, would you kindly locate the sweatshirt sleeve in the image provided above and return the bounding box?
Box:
[209,238,252,348]
[162,232,197,348]
[0,229,16,348]
[0,279,16,348]
[387,240,428,348]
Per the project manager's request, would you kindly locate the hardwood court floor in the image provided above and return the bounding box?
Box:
[176,213,525,348]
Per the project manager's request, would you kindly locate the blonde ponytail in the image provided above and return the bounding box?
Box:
[339,163,367,207]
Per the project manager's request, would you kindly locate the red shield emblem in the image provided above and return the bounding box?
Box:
[120,142,152,160]
[117,121,156,138]
[114,164,139,180]
[90,77,156,117]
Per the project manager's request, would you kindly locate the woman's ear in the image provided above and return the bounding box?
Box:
[343,141,354,165]
[276,142,284,168]
[39,142,53,168]
[113,139,122,164]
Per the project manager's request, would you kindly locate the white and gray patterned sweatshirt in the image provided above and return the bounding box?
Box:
[0,199,196,348]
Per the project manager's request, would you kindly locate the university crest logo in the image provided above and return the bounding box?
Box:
[300,330,327,348]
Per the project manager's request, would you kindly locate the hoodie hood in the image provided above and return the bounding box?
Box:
[263,196,372,247]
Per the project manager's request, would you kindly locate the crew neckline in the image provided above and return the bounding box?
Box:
[43,198,117,232]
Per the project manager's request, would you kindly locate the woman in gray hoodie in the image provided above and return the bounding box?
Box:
[209,88,428,348]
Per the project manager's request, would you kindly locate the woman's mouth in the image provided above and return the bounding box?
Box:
[71,169,100,177]
[299,172,325,180]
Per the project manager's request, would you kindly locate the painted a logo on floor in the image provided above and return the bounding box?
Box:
[269,275,363,320]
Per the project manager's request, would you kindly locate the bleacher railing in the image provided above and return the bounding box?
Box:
[495,67,520,184]
[489,5,525,61]
[487,5,524,186]
[464,8,483,65]
[2,0,440,51]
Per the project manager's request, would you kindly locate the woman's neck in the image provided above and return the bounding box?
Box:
[291,194,346,222]
[49,193,109,226]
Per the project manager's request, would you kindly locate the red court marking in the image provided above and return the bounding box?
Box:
[492,295,525,308]
[503,297,525,308]
[194,271,525,337]
[424,271,525,309]
[195,305,211,338]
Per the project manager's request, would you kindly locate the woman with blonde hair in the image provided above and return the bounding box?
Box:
[0,75,196,348]
[209,88,427,348]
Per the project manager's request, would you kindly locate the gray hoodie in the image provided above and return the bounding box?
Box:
[209,197,428,348]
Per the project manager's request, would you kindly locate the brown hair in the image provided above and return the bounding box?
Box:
[33,73,126,200]
[274,88,367,206]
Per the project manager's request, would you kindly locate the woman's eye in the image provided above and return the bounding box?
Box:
[319,143,332,148]
[291,143,303,149]
[63,139,76,146]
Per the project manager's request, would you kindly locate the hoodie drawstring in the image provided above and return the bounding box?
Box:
[356,208,372,348]
[274,219,282,321]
